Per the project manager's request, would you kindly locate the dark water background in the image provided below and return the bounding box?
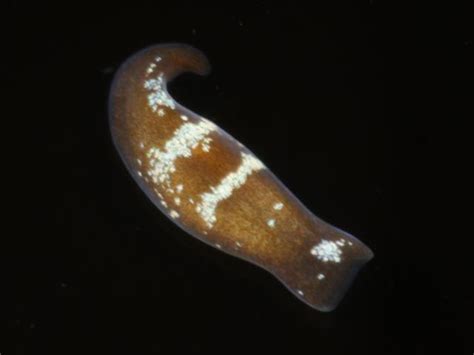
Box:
[5,2,472,354]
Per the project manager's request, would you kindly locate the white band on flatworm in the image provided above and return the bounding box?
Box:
[197,152,264,228]
[146,120,217,187]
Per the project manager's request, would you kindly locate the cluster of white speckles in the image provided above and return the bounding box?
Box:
[201,137,212,152]
[146,57,162,75]
[146,120,217,187]
[311,239,346,263]
[265,202,284,229]
[146,62,156,75]
[196,152,265,228]
[144,73,176,112]
[144,120,217,221]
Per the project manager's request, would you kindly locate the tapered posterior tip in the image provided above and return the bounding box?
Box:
[316,247,373,312]
[313,240,373,312]
[277,230,374,312]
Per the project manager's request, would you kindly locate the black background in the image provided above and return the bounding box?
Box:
[5,2,472,354]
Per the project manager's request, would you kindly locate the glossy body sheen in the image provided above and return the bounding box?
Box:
[109,43,373,311]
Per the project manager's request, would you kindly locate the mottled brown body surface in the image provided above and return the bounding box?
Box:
[109,43,373,311]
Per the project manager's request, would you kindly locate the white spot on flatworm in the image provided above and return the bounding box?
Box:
[176,184,183,193]
[144,73,176,112]
[311,239,343,263]
[196,152,264,228]
[317,273,325,280]
[297,290,304,296]
[273,202,284,210]
[170,210,179,219]
[180,115,188,121]
[267,219,276,228]
[158,108,165,117]
[174,197,181,206]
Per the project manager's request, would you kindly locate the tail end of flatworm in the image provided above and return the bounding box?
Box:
[316,246,373,312]
[278,230,374,312]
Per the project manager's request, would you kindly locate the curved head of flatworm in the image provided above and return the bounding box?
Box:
[109,43,374,312]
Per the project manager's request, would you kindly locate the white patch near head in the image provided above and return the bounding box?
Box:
[144,73,176,112]
[170,210,179,219]
[273,202,284,210]
[267,219,276,228]
[311,239,344,263]
[146,62,157,75]
[146,120,217,188]
[196,152,264,228]
[317,273,325,280]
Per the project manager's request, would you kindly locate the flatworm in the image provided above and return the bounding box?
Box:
[108,43,374,311]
